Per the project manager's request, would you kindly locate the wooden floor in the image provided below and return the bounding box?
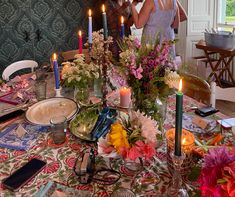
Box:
[216,100,235,117]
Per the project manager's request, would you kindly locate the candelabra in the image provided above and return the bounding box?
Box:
[88,43,92,54]
[102,42,109,107]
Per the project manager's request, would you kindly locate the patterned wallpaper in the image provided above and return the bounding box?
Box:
[0,0,103,74]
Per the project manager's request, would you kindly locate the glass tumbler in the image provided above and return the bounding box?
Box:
[35,80,47,101]
[50,116,67,144]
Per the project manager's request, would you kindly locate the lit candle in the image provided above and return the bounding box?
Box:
[175,79,183,156]
[88,9,92,44]
[120,87,131,108]
[78,30,82,54]
[120,16,125,39]
[102,4,108,40]
[52,53,60,89]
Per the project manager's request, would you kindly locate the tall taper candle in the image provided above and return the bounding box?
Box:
[52,53,60,89]
[175,79,183,156]
[78,30,82,54]
[102,4,108,40]
[88,9,92,44]
[120,16,125,39]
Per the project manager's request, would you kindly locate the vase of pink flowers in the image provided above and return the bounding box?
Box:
[118,35,180,122]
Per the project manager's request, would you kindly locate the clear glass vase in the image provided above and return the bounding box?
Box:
[74,86,89,105]
[155,96,167,127]
[93,78,103,98]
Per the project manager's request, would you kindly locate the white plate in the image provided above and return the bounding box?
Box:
[26,97,78,126]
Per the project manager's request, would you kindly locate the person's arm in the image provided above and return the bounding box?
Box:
[177,0,187,22]
[171,3,180,28]
[131,0,155,29]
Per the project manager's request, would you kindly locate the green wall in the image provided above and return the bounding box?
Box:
[0,0,104,74]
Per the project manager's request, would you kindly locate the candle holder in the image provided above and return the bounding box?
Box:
[55,87,62,97]
[167,151,189,196]
[102,42,109,107]
[166,128,195,175]
[88,43,92,53]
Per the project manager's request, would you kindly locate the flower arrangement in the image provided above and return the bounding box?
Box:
[61,54,100,89]
[198,146,235,197]
[118,35,180,120]
[98,111,159,161]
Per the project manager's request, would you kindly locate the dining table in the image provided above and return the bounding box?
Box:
[0,73,234,197]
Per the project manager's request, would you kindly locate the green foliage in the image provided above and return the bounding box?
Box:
[226,0,235,16]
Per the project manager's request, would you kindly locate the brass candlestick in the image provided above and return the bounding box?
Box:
[102,42,109,107]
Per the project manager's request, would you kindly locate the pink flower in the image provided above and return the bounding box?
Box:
[128,146,141,161]
[131,66,143,79]
[135,141,156,160]
[198,147,235,197]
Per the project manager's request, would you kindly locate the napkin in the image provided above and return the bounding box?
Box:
[0,123,47,150]
[35,181,92,197]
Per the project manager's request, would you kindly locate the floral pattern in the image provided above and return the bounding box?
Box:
[0,95,233,196]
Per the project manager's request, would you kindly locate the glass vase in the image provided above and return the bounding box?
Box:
[74,86,89,105]
[93,78,103,98]
[155,96,168,132]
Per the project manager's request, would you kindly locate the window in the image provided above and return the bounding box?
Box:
[217,0,235,32]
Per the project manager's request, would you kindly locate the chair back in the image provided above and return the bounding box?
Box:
[180,73,211,105]
[61,49,89,62]
[2,60,38,81]
[210,82,235,108]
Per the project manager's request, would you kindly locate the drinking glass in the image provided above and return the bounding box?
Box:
[50,116,67,144]
[35,80,47,101]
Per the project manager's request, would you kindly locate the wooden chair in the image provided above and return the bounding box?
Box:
[180,73,211,105]
[61,49,89,62]
[2,60,38,81]
[210,82,235,108]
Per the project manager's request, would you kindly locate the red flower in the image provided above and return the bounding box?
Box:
[96,191,109,197]
[69,143,81,151]
[13,150,25,157]
[0,154,9,163]
[43,161,60,174]
[221,161,235,197]
[64,157,76,168]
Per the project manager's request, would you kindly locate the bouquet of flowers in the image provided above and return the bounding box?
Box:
[118,35,180,120]
[198,146,235,197]
[61,54,100,89]
[98,111,159,161]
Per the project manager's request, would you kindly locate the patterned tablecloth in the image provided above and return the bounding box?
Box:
[0,94,233,197]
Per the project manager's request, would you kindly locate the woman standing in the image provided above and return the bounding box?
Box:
[131,0,178,58]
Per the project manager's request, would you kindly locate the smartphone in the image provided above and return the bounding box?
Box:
[195,106,219,117]
[2,158,46,191]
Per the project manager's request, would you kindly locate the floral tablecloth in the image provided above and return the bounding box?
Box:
[0,95,233,197]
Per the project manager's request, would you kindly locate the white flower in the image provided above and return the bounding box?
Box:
[164,69,180,89]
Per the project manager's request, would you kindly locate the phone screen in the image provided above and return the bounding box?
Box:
[2,158,46,191]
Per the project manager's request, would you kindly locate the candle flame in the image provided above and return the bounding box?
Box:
[182,138,186,145]
[102,4,105,12]
[52,53,57,61]
[178,79,182,92]
[121,16,124,24]
[88,9,92,16]
[78,30,82,37]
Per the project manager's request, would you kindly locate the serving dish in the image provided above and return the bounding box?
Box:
[25,97,78,126]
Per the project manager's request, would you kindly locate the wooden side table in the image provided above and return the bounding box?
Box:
[195,41,235,87]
